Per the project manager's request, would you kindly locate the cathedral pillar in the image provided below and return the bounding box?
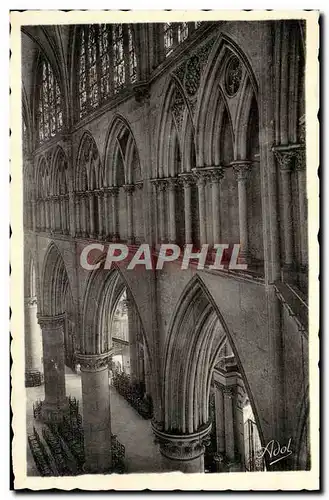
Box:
[37,314,67,422]
[123,184,135,244]
[154,179,168,243]
[88,191,96,238]
[127,296,138,384]
[223,387,235,462]
[214,382,225,455]
[296,146,308,267]
[81,193,88,237]
[109,187,119,241]
[75,193,81,237]
[167,177,177,243]
[97,189,104,239]
[25,297,43,379]
[209,167,224,245]
[31,199,36,231]
[77,352,112,473]
[179,173,193,245]
[143,340,151,397]
[193,169,208,245]
[103,190,110,239]
[45,198,50,232]
[274,148,295,267]
[232,161,252,261]
[152,423,211,473]
[69,192,76,237]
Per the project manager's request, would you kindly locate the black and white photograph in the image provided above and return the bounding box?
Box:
[10,9,319,491]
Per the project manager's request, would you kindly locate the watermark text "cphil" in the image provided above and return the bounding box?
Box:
[80,243,248,271]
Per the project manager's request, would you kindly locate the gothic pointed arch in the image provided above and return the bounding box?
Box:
[40,242,72,318]
[162,274,264,452]
[195,34,258,167]
[104,115,142,187]
[81,255,150,363]
[75,131,102,191]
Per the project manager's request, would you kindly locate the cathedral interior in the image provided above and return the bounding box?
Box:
[21,20,309,475]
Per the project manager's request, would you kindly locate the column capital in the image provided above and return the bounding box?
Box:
[123,184,135,195]
[135,181,144,190]
[151,178,169,192]
[295,146,306,172]
[108,186,119,197]
[222,386,234,398]
[231,160,252,181]
[37,313,65,329]
[206,166,225,183]
[152,422,212,462]
[178,172,195,187]
[192,168,210,185]
[167,176,179,190]
[76,351,113,372]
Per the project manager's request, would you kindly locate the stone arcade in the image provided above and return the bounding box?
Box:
[22,20,309,474]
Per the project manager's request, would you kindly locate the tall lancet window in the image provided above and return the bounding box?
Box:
[164,23,175,55]
[163,22,195,57]
[38,59,63,143]
[78,24,138,118]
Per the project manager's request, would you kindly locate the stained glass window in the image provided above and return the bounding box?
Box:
[164,23,175,55]
[78,24,138,118]
[177,22,188,43]
[163,22,194,58]
[38,59,63,143]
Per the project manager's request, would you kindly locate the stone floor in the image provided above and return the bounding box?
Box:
[26,367,164,474]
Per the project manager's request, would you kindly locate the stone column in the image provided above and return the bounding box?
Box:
[77,352,112,473]
[143,340,151,397]
[214,382,225,455]
[69,192,76,237]
[123,184,135,244]
[88,191,96,238]
[103,190,110,240]
[96,190,103,239]
[152,423,212,473]
[81,193,88,237]
[274,148,295,267]
[193,169,208,246]
[167,177,177,243]
[209,167,225,245]
[296,147,308,266]
[37,314,67,422]
[75,193,81,237]
[109,187,119,241]
[179,173,194,245]
[232,161,252,261]
[154,179,168,244]
[31,199,36,231]
[223,387,235,462]
[25,297,43,377]
[127,297,138,384]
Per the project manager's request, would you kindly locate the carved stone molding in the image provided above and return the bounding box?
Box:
[108,186,119,197]
[152,422,212,462]
[231,160,252,181]
[273,149,296,172]
[225,55,243,97]
[207,166,225,183]
[178,172,195,187]
[123,184,135,195]
[25,296,38,307]
[192,168,211,185]
[37,313,65,329]
[167,177,179,191]
[151,178,169,192]
[76,351,113,372]
[295,147,306,172]
[273,144,306,172]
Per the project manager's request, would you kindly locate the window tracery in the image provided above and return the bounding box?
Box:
[78,24,138,118]
[38,59,63,143]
